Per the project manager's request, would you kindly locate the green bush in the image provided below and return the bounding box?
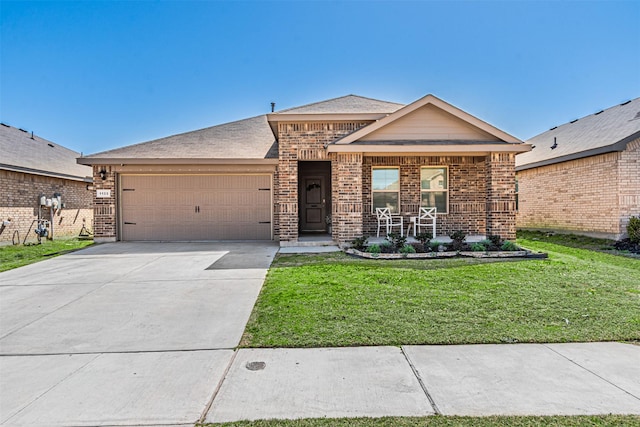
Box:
[415,231,432,245]
[399,244,416,255]
[501,240,519,251]
[366,244,381,254]
[628,216,640,243]
[385,232,407,251]
[429,241,441,252]
[471,242,487,252]
[351,236,369,251]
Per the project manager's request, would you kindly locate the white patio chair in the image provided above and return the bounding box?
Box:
[376,207,403,237]
[415,207,437,238]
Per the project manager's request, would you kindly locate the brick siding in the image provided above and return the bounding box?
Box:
[516,141,640,240]
[362,156,490,238]
[92,166,117,242]
[0,170,93,244]
[276,121,371,242]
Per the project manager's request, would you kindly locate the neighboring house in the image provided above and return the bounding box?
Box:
[516,97,640,240]
[0,124,93,244]
[78,94,530,245]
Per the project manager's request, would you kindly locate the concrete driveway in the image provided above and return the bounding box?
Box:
[0,242,278,426]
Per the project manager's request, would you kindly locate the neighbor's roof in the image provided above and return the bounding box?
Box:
[0,123,92,181]
[516,97,640,170]
[273,94,404,114]
[80,115,278,164]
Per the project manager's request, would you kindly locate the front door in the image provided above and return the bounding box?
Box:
[300,176,326,232]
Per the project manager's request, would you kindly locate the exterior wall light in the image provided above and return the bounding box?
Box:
[99,168,107,180]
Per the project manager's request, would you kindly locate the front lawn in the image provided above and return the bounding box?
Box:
[241,239,639,348]
[0,238,94,272]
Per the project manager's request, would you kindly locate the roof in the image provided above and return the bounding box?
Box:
[273,94,404,114]
[516,97,640,170]
[0,123,92,181]
[80,115,278,163]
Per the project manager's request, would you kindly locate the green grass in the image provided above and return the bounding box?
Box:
[241,239,639,348]
[200,415,640,427]
[0,238,94,272]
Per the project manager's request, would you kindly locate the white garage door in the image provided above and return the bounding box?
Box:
[120,175,272,241]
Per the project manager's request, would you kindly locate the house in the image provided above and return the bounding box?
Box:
[78,94,530,245]
[0,124,93,244]
[516,97,640,240]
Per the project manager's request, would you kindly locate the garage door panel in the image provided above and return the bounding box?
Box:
[121,175,272,241]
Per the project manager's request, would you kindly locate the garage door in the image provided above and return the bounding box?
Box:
[120,175,272,241]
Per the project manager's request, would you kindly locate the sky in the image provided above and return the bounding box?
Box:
[1,0,639,155]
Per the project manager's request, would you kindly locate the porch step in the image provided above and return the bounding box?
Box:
[280,240,337,247]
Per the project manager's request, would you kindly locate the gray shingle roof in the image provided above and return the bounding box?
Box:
[0,124,92,181]
[274,94,404,114]
[516,97,640,170]
[83,115,277,160]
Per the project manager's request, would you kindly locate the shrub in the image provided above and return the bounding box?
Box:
[399,244,416,256]
[501,240,519,251]
[351,236,369,251]
[380,241,394,253]
[448,230,467,251]
[488,235,503,247]
[366,244,381,254]
[429,241,441,252]
[415,231,432,245]
[628,216,640,243]
[409,242,426,253]
[385,232,407,251]
[471,242,487,252]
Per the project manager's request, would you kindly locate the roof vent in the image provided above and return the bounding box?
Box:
[550,126,557,130]
[270,102,275,112]
[0,123,9,127]
[47,143,54,148]
[570,119,578,123]
[551,137,558,150]
[18,128,28,133]
[620,100,631,106]
[594,110,604,115]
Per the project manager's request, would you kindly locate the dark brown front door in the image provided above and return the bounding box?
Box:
[300,176,326,232]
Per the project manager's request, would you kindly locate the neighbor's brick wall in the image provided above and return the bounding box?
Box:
[516,152,621,239]
[0,169,93,244]
[362,156,488,237]
[618,138,640,237]
[276,121,371,242]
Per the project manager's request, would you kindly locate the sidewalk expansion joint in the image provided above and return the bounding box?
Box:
[199,348,239,423]
[543,344,640,401]
[401,346,441,415]
[0,348,235,357]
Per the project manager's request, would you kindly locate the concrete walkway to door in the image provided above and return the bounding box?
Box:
[0,242,278,427]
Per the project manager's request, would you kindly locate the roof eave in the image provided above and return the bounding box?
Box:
[77,158,279,166]
[327,143,532,155]
[517,131,640,171]
[1,164,92,182]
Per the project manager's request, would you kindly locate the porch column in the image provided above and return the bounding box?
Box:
[333,153,363,244]
[485,152,517,240]
[277,157,298,243]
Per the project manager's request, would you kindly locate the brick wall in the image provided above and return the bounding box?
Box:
[0,169,93,244]
[92,166,117,242]
[486,153,517,240]
[516,152,622,239]
[362,156,489,237]
[618,138,640,236]
[276,121,371,242]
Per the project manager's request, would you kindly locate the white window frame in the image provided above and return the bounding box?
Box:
[420,166,448,214]
[371,166,400,213]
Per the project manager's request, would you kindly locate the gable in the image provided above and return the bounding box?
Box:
[359,104,498,142]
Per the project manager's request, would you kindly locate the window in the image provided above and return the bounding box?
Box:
[421,167,448,213]
[372,167,400,213]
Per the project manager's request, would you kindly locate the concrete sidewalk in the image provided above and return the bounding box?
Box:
[205,342,640,423]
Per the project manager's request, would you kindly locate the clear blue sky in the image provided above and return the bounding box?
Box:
[1,0,639,154]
